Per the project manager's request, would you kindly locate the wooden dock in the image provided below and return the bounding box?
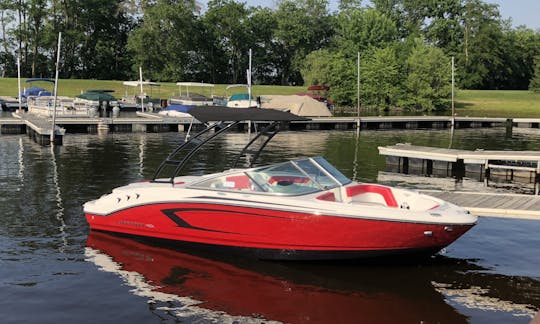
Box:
[420,190,540,220]
[379,143,540,193]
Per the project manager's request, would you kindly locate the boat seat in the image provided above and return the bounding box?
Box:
[346,184,398,208]
[268,176,309,185]
[225,175,252,190]
[316,192,336,202]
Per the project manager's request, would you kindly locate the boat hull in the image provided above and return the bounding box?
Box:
[85,201,474,260]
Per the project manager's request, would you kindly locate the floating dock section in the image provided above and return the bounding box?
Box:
[420,190,540,220]
[379,143,540,194]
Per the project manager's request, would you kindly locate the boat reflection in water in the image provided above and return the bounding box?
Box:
[85,231,472,323]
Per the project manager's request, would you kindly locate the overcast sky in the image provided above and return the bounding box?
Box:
[200,0,540,30]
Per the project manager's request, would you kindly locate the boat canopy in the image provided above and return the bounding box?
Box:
[176,82,214,87]
[188,106,308,122]
[25,78,55,84]
[123,81,160,87]
[226,84,248,90]
[152,107,308,183]
[77,90,117,101]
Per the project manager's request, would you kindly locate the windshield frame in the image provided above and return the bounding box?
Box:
[188,156,351,196]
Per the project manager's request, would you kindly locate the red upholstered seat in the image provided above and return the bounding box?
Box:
[346,184,398,207]
[268,176,309,184]
[316,192,336,201]
[225,176,252,189]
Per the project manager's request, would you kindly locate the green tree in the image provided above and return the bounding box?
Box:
[0,0,16,76]
[529,56,540,92]
[204,0,251,84]
[301,49,356,105]
[246,7,279,84]
[402,41,451,111]
[334,7,397,57]
[422,0,462,56]
[127,0,199,81]
[493,25,540,90]
[274,0,333,85]
[77,0,134,79]
[360,47,402,110]
[458,0,503,89]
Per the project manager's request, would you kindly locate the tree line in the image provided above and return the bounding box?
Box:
[1,0,540,110]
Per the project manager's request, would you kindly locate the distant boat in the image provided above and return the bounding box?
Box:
[167,82,214,111]
[25,79,100,118]
[225,84,257,108]
[2,78,55,111]
[297,85,334,112]
[260,95,333,117]
[157,105,194,118]
[119,81,161,112]
[73,90,119,117]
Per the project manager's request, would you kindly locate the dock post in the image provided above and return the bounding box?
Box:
[484,160,490,187]
[536,161,540,195]
[505,118,513,138]
[400,157,409,174]
[426,159,433,176]
[452,159,465,182]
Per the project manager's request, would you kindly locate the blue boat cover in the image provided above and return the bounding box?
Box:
[21,86,52,98]
[162,104,195,113]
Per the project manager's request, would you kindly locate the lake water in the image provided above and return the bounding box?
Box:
[0,126,539,323]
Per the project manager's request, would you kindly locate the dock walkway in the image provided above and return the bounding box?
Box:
[420,190,540,220]
[379,143,540,193]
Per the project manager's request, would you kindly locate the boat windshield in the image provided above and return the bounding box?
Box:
[189,157,351,196]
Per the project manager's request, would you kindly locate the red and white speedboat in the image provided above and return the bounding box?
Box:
[84,107,477,260]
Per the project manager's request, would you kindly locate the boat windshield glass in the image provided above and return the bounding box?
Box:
[189,157,350,196]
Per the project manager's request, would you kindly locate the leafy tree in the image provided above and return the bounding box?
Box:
[334,7,397,57]
[422,0,462,56]
[360,47,402,110]
[245,7,279,84]
[77,0,134,80]
[301,49,356,105]
[274,0,333,85]
[127,0,200,81]
[494,25,540,90]
[530,56,540,92]
[371,0,424,39]
[458,0,503,89]
[204,0,251,84]
[0,0,16,76]
[402,41,451,111]
[27,0,48,77]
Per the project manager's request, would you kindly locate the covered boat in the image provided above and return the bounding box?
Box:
[120,81,161,112]
[84,107,476,260]
[225,84,257,108]
[74,90,119,117]
[167,82,214,111]
[260,95,332,117]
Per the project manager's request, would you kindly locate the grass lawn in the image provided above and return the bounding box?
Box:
[1,78,539,117]
[0,78,302,100]
[455,90,540,118]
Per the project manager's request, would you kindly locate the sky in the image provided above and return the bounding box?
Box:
[485,0,540,29]
[201,0,540,30]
